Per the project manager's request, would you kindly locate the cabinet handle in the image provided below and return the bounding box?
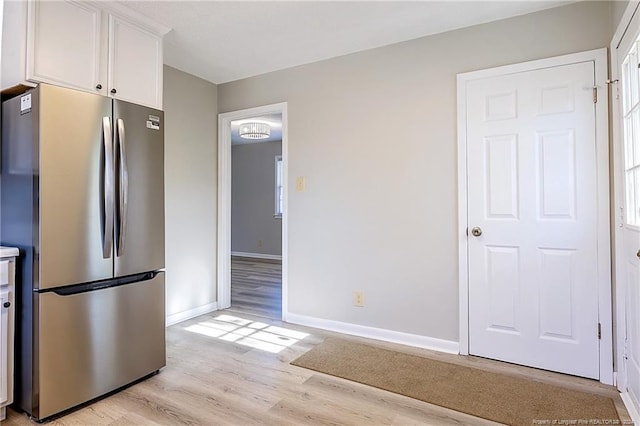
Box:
[96,84,102,90]
[110,88,117,94]
[3,302,10,308]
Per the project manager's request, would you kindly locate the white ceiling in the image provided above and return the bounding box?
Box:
[119,1,570,85]
[231,114,283,145]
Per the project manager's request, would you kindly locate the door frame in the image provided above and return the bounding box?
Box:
[456,49,613,385]
[611,0,640,405]
[217,102,289,320]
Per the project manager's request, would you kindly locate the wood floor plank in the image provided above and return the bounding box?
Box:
[269,395,391,426]
[230,256,282,319]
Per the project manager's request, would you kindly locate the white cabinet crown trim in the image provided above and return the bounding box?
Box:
[99,2,171,36]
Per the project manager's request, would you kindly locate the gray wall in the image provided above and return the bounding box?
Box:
[612,1,629,32]
[164,65,218,319]
[218,2,615,342]
[232,140,282,256]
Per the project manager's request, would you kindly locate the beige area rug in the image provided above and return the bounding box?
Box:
[291,338,621,426]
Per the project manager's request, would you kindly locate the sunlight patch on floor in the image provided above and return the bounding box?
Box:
[184,314,309,353]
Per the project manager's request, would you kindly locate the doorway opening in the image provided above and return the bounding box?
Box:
[229,114,283,318]
[217,103,288,321]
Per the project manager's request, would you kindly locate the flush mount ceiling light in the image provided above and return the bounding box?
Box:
[239,122,271,140]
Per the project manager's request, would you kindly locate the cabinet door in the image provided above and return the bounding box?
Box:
[108,15,162,109]
[28,1,104,93]
[0,289,8,406]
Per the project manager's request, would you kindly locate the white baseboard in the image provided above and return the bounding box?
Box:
[231,251,282,261]
[285,312,459,354]
[621,392,640,425]
[166,302,219,327]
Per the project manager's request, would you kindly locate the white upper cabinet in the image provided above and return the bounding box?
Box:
[28,1,103,94]
[2,1,168,109]
[108,15,162,109]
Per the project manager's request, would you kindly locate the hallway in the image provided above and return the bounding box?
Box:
[230,256,282,319]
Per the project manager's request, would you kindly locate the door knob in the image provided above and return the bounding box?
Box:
[3,302,10,308]
[95,84,102,90]
[471,227,482,237]
[637,249,640,259]
[110,88,117,94]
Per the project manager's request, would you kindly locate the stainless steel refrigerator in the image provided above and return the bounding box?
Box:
[0,84,165,420]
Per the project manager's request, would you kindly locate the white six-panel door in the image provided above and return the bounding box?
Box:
[465,61,600,379]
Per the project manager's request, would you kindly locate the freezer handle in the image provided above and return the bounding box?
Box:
[115,118,128,256]
[101,116,114,259]
[47,271,158,296]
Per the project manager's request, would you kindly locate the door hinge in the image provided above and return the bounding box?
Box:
[625,338,629,360]
[593,87,598,103]
[607,79,620,100]
[598,322,602,340]
[620,206,625,228]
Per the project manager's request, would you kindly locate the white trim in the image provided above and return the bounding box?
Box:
[217,103,289,320]
[275,154,283,217]
[457,49,607,80]
[621,392,640,425]
[457,67,470,356]
[166,302,218,327]
[231,251,282,261]
[99,2,171,36]
[611,17,626,396]
[217,114,232,310]
[0,0,2,91]
[593,48,614,386]
[611,0,640,397]
[286,313,459,354]
[457,48,613,384]
[612,1,640,51]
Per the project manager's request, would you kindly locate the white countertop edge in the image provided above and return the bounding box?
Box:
[0,247,19,258]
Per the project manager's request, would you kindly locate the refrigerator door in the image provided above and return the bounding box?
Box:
[113,100,165,277]
[38,85,114,289]
[36,272,165,420]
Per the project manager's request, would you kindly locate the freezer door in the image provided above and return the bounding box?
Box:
[38,85,114,288]
[113,100,165,277]
[36,273,165,420]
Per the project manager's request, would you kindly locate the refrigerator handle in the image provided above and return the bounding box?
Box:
[115,118,128,256]
[101,116,114,259]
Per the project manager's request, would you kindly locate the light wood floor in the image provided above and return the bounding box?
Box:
[230,256,281,319]
[3,310,632,425]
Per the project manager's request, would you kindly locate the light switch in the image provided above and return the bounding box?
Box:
[296,176,305,192]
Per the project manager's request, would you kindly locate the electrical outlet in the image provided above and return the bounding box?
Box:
[353,291,364,307]
[258,239,263,248]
